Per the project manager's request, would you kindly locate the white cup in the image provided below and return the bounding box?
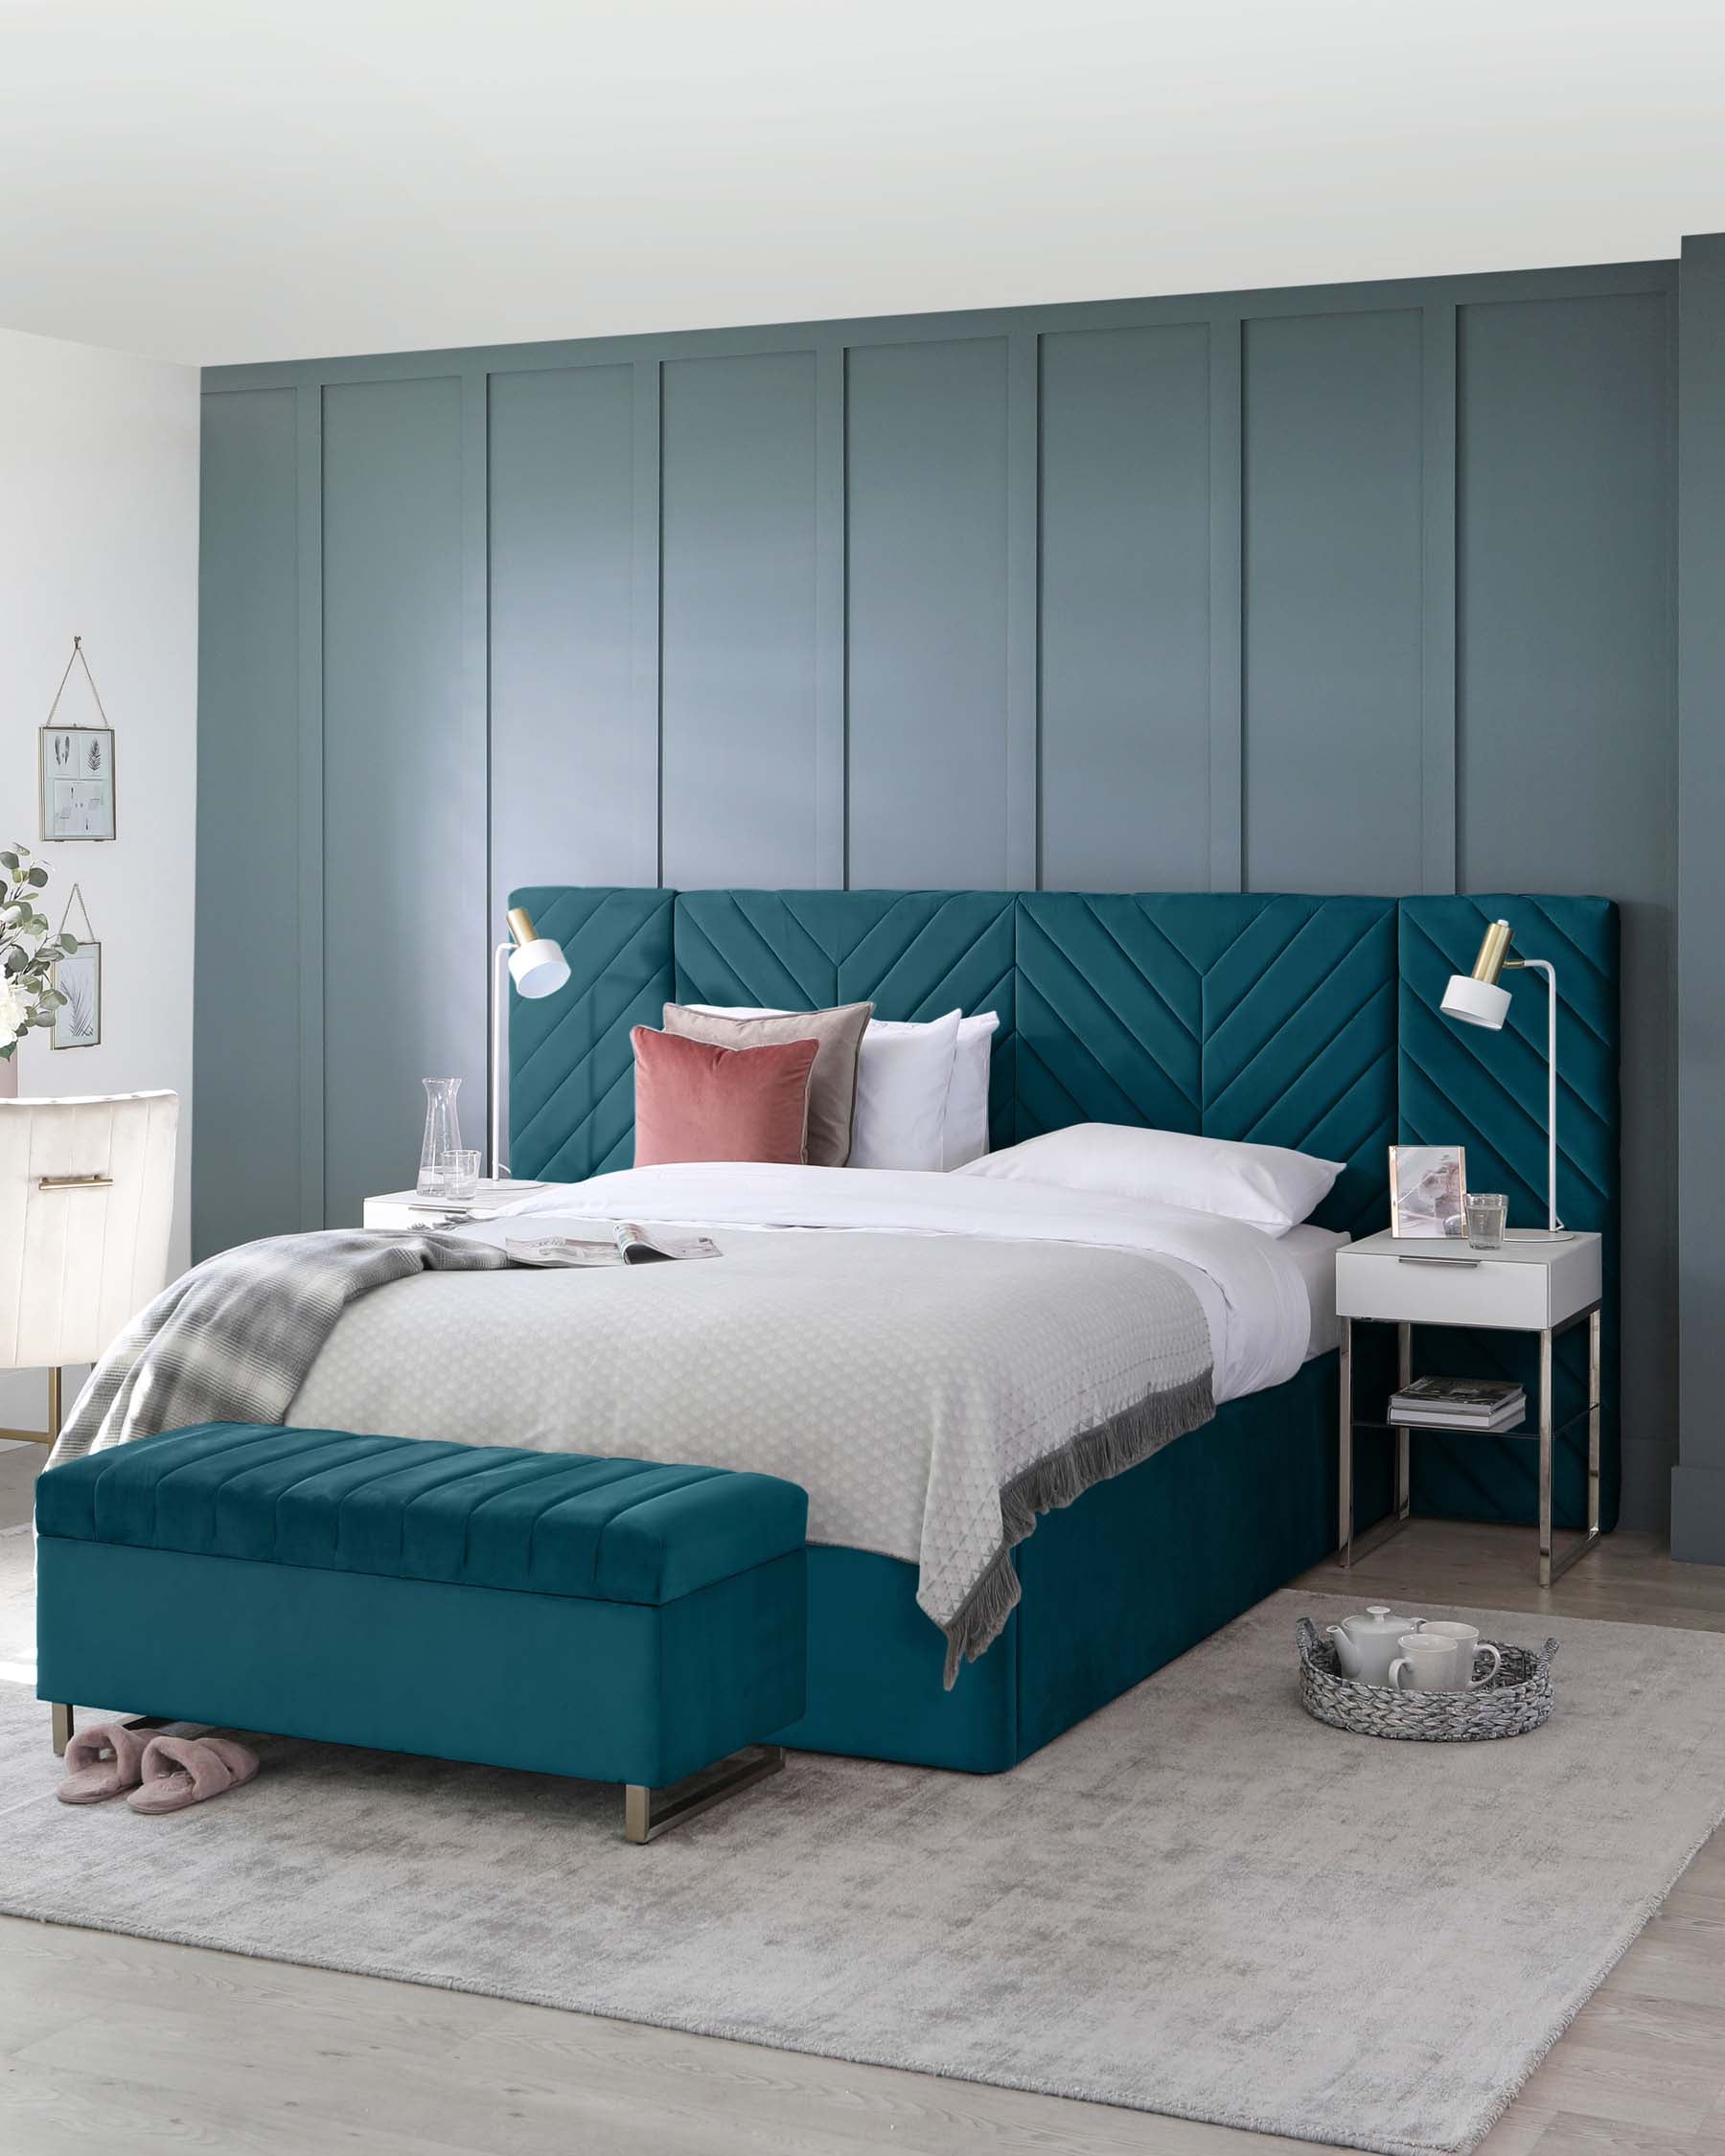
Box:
[1387,1634,1458,1692]
[1416,1621,1503,1691]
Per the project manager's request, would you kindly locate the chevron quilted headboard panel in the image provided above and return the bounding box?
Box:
[509,885,1618,1531]
[509,888,1405,1226]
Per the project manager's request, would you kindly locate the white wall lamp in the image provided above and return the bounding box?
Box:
[490,906,571,1181]
[1439,918,1570,1240]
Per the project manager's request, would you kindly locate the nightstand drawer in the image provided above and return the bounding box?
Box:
[1338,1250,1583,1331]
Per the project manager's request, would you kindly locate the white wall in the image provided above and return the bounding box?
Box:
[0,325,199,1436]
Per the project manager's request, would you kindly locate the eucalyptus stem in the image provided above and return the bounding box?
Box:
[0,841,77,1056]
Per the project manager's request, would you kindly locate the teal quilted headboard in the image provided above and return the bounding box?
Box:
[510,888,1402,1236]
[508,886,1619,1532]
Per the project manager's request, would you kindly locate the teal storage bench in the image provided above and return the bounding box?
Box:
[35,1424,809,1842]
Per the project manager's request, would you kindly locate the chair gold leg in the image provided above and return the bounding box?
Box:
[51,1703,74,1758]
[47,1367,62,1447]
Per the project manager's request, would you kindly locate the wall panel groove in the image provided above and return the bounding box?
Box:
[633,359,663,886]
[461,367,492,1146]
[295,382,325,1232]
[1006,330,1040,889]
[1419,299,1459,896]
[1208,313,1243,891]
[815,341,847,886]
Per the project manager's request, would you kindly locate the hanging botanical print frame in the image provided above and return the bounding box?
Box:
[51,942,101,1049]
[38,637,117,843]
[50,883,101,1050]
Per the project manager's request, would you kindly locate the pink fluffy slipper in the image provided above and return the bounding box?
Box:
[57,1721,152,1805]
[126,1734,261,1816]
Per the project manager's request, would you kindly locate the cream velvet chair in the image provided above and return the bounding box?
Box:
[0,1091,179,1445]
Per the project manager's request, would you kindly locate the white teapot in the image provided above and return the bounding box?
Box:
[1326,1604,1426,1686]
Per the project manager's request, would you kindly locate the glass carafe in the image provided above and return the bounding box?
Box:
[418,1077,464,1197]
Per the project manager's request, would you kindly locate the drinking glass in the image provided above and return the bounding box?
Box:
[1464,1192,1507,1250]
[439,1150,481,1205]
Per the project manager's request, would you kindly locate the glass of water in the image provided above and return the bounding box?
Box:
[439,1150,481,1205]
[1464,1192,1507,1250]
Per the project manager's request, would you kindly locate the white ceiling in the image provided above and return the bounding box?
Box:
[2,0,1721,367]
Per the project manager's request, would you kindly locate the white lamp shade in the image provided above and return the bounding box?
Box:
[1440,972,1512,1030]
[508,938,571,999]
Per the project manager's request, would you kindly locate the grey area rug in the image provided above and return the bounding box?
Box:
[3,1571,1723,2156]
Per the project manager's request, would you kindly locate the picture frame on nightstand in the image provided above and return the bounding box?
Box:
[1388,1144,1466,1239]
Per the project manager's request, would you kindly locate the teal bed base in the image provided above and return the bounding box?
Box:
[779,1351,1351,1772]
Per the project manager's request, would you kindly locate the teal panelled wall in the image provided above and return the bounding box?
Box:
[196,257,1677,1527]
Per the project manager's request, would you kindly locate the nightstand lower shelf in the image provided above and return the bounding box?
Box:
[1337,1306,1602,1589]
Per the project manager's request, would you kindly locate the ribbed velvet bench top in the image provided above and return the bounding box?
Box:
[35,1424,809,1608]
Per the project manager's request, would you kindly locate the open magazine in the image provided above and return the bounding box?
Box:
[504,1223,721,1269]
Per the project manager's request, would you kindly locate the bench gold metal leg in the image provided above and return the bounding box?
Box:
[624,1744,785,1845]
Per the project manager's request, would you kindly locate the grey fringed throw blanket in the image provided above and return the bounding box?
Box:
[48,1229,510,1469]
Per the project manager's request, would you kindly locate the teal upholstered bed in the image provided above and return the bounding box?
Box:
[507,889,1620,1773]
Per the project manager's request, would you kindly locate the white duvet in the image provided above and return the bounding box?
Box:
[290,1165,1312,1668]
[479,1163,1313,1401]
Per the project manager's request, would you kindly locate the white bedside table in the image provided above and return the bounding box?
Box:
[1335,1228,1602,1588]
[361,1180,543,1230]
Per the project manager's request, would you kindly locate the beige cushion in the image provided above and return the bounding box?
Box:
[661,1001,873,1166]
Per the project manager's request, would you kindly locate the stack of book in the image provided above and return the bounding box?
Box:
[1388,1376,1526,1432]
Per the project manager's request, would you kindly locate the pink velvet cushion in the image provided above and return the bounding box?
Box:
[632,1026,820,1167]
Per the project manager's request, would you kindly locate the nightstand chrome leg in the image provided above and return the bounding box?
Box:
[1589,1305,1602,1539]
[1395,1322,1413,1528]
[1537,1327,1554,1587]
[1338,1318,1353,1565]
[1543,1306,1604,1587]
[1337,1316,1414,1569]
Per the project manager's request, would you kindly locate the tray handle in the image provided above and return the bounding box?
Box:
[1534,1638,1560,1678]
[1295,1616,1323,1662]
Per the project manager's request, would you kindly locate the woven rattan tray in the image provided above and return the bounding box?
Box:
[1295,1617,1558,1741]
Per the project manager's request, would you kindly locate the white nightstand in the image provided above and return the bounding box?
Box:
[361,1180,543,1231]
[1335,1228,1602,1588]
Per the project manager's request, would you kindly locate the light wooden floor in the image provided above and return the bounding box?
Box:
[4,1439,1724,2156]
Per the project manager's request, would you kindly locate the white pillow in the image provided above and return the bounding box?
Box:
[956,1122,1344,1235]
[684,1005,968,1170]
[866,1011,998,1169]
[846,1009,964,1169]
